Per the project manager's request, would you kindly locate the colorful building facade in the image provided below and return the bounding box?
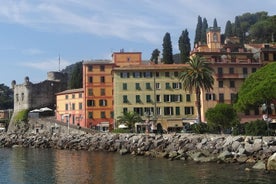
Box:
[113,63,197,132]
[192,27,262,122]
[55,88,85,127]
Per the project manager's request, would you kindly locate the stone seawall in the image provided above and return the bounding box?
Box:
[0,132,276,170]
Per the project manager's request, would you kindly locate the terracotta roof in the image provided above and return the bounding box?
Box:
[56,88,83,95]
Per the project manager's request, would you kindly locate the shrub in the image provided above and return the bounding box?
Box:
[14,109,29,124]
[191,123,209,134]
[112,128,131,133]
[244,119,267,136]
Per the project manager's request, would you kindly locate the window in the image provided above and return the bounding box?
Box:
[206,93,216,101]
[79,103,82,110]
[156,95,161,102]
[88,65,93,72]
[134,107,143,116]
[229,67,234,74]
[230,80,235,88]
[146,83,151,90]
[172,83,182,89]
[165,83,171,89]
[65,95,68,99]
[184,107,194,115]
[88,88,93,96]
[101,112,106,118]
[174,72,178,77]
[218,81,223,88]
[100,65,105,71]
[264,53,269,61]
[252,68,257,73]
[165,72,170,77]
[88,112,93,119]
[99,99,107,106]
[155,72,160,77]
[175,107,180,115]
[219,93,224,103]
[133,72,141,78]
[164,107,174,115]
[110,111,114,118]
[173,94,182,102]
[123,95,128,103]
[135,83,141,90]
[87,100,95,107]
[164,95,171,102]
[186,94,191,102]
[65,104,69,110]
[121,72,129,78]
[231,93,237,104]
[156,83,161,90]
[100,76,105,83]
[123,83,127,90]
[72,103,75,110]
[156,107,161,115]
[213,33,218,42]
[89,76,93,83]
[72,94,75,99]
[136,95,141,103]
[146,95,151,103]
[218,67,223,77]
[123,108,128,113]
[144,71,152,78]
[144,107,154,115]
[101,88,105,96]
[79,93,82,98]
[243,68,248,75]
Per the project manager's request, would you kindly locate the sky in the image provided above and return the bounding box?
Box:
[0,0,275,87]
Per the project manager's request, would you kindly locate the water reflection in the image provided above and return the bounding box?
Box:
[0,148,275,184]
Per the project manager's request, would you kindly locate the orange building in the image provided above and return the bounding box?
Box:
[55,88,85,127]
[192,27,262,122]
[82,52,142,131]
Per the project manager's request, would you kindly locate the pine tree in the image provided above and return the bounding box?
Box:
[178,29,191,63]
[194,16,202,46]
[224,20,233,38]
[213,18,218,28]
[150,49,160,64]
[162,32,174,64]
[201,18,208,44]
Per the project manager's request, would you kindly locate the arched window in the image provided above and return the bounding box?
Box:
[213,33,218,42]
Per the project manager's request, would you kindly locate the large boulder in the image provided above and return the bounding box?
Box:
[267,152,276,171]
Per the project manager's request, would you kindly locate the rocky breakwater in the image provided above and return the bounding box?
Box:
[0,132,276,170]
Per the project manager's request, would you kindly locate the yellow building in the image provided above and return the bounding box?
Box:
[113,63,197,132]
[56,88,84,127]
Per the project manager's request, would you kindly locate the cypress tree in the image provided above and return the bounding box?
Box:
[162,32,174,64]
[194,15,202,46]
[178,29,191,63]
[213,18,218,28]
[224,20,233,38]
[201,18,208,44]
[150,49,160,64]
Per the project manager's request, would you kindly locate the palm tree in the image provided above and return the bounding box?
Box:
[178,55,214,123]
[117,111,142,130]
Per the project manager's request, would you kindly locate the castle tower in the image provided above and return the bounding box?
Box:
[206,27,221,51]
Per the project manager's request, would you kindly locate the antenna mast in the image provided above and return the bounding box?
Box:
[58,54,61,72]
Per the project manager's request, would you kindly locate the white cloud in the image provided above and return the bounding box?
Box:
[22,58,72,72]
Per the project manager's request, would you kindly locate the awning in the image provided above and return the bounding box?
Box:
[97,122,110,127]
[118,124,128,128]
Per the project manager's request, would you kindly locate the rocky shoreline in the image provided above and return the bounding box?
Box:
[0,131,276,171]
